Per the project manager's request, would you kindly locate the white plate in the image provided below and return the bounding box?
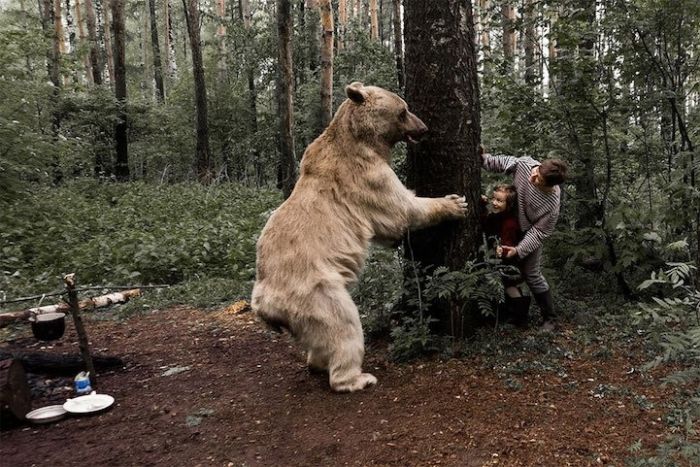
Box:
[26,405,67,424]
[63,393,115,414]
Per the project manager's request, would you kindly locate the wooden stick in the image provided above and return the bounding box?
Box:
[0,284,167,305]
[0,289,141,328]
[65,274,97,387]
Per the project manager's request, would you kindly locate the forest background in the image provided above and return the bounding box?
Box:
[0,0,698,462]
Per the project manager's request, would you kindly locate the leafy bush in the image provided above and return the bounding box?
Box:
[0,180,279,306]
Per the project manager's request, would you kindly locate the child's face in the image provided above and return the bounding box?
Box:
[491,191,508,213]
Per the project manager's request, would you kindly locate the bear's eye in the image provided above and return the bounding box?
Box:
[399,109,408,120]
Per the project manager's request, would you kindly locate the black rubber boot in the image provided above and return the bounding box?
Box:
[533,290,556,331]
[510,296,531,329]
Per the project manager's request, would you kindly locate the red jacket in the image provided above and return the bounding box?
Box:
[483,211,520,247]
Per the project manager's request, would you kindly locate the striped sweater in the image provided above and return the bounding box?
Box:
[483,154,561,258]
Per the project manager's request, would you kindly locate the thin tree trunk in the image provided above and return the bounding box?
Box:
[103,0,115,86]
[216,0,228,78]
[338,0,347,52]
[112,0,128,181]
[148,0,165,101]
[64,0,76,61]
[74,0,92,82]
[40,0,63,183]
[478,0,490,59]
[276,0,297,198]
[404,0,481,338]
[318,0,334,131]
[523,0,536,85]
[369,0,378,40]
[95,0,108,82]
[392,0,404,92]
[53,0,66,54]
[501,2,515,69]
[183,0,212,183]
[240,0,259,181]
[84,0,102,84]
[164,0,178,78]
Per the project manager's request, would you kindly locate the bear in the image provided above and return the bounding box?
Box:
[251,82,467,392]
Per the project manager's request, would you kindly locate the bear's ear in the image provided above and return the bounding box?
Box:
[346,82,367,104]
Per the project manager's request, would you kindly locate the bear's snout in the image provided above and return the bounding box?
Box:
[404,113,428,144]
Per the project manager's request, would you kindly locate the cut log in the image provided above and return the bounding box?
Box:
[0,351,124,376]
[0,359,31,427]
[0,288,141,328]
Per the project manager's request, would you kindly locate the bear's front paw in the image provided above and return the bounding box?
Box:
[444,194,468,219]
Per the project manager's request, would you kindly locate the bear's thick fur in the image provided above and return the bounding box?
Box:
[252,83,467,392]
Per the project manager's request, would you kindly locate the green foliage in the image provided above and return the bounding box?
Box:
[0,181,280,307]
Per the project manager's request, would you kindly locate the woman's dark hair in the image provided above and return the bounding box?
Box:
[539,159,568,186]
[494,184,518,213]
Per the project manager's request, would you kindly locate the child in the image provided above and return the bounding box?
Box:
[481,184,531,328]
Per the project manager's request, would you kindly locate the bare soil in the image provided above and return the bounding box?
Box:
[0,306,694,466]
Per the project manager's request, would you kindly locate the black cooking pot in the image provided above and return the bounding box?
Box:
[31,313,66,341]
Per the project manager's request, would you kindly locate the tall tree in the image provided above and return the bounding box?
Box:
[215,0,227,77]
[240,0,260,182]
[111,0,128,180]
[392,0,404,91]
[164,0,177,78]
[84,0,103,84]
[74,0,92,81]
[318,0,334,130]
[501,2,516,68]
[337,0,347,51]
[41,0,63,183]
[522,0,537,85]
[404,0,481,338]
[183,0,212,182]
[369,0,378,40]
[148,0,165,100]
[276,0,296,198]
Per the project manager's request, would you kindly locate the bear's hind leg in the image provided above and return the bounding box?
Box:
[302,286,376,392]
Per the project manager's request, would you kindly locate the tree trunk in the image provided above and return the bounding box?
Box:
[501,2,515,69]
[53,0,66,55]
[478,0,490,59]
[216,0,228,79]
[148,0,165,101]
[40,0,63,183]
[318,0,334,131]
[112,0,128,181]
[276,0,297,198]
[102,0,115,86]
[337,0,347,51]
[183,0,212,183]
[0,359,31,426]
[404,0,481,338]
[523,0,536,85]
[95,0,109,82]
[392,0,404,92]
[0,352,124,376]
[84,0,103,84]
[74,0,92,82]
[65,0,76,67]
[164,0,178,78]
[240,0,260,180]
[369,0,379,40]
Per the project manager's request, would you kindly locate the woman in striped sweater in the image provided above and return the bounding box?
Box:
[481,149,568,331]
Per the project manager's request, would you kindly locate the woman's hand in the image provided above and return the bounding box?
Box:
[500,245,518,258]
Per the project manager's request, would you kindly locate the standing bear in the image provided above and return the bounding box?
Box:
[252,82,467,392]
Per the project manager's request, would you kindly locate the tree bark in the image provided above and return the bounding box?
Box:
[276,0,297,198]
[40,0,63,183]
[369,0,379,40]
[83,0,103,84]
[0,359,31,426]
[404,0,481,338]
[501,2,516,69]
[183,0,212,183]
[148,0,165,101]
[164,0,178,78]
[240,0,260,181]
[337,0,347,51]
[392,0,404,92]
[111,0,128,181]
[74,0,92,82]
[523,0,536,85]
[216,0,228,79]
[0,352,124,376]
[318,0,334,131]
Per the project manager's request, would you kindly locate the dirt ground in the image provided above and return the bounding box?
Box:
[0,305,694,466]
